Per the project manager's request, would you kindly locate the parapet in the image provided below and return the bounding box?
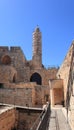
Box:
[0,46,9,52]
[10,47,22,52]
[0,46,23,53]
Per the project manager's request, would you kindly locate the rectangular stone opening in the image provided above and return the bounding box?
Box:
[0,83,4,88]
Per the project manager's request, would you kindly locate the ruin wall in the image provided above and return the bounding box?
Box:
[57,43,73,104]
[0,107,16,130]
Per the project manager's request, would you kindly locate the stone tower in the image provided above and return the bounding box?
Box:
[32,26,42,67]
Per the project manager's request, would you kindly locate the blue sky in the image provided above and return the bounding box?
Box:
[0,0,74,67]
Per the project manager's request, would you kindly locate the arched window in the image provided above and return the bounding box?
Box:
[30,73,42,85]
[1,55,11,65]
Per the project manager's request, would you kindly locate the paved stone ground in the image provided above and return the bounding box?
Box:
[48,109,56,130]
[48,108,72,130]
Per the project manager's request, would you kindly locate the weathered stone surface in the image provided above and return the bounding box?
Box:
[0,106,16,130]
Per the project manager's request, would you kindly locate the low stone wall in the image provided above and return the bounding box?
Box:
[0,88,33,107]
[4,82,36,88]
[16,107,42,130]
[0,106,16,130]
[0,105,42,130]
[0,83,50,107]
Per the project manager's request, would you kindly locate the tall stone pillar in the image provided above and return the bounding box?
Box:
[32,26,42,67]
[49,80,54,108]
[50,89,54,108]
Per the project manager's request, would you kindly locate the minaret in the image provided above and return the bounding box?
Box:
[32,26,42,67]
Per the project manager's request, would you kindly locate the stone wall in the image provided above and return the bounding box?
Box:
[57,43,73,104]
[0,46,27,83]
[43,68,58,85]
[53,88,64,105]
[0,88,33,107]
[30,67,58,86]
[68,79,74,130]
[0,45,58,85]
[35,85,50,106]
[0,105,42,130]
[0,82,50,107]
[0,65,17,83]
[16,107,42,130]
[0,106,16,130]
[49,79,64,107]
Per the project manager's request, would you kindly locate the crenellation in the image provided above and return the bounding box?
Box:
[10,46,22,52]
[0,46,9,52]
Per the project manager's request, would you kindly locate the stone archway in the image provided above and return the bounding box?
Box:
[30,73,42,85]
[1,55,11,65]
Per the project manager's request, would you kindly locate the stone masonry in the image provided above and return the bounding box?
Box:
[0,27,58,107]
[0,26,74,129]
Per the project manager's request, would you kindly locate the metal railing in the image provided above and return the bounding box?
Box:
[30,103,50,130]
[43,65,59,69]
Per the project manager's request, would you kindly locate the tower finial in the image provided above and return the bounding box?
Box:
[35,25,40,32]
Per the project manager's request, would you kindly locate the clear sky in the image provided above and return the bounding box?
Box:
[0,0,74,67]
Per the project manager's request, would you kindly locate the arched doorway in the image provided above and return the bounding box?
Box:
[30,73,42,85]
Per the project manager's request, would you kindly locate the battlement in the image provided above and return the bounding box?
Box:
[0,46,9,52]
[0,46,22,53]
[10,47,22,52]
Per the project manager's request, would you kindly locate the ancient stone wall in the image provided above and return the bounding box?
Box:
[57,43,73,104]
[0,44,58,85]
[16,108,42,130]
[30,68,58,86]
[68,67,74,130]
[0,66,17,83]
[0,105,42,130]
[0,46,27,83]
[0,82,50,107]
[42,68,58,85]
[69,93,74,130]
[53,88,64,105]
[49,79,64,107]
[0,88,33,107]
[0,107,16,130]
[34,85,50,106]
